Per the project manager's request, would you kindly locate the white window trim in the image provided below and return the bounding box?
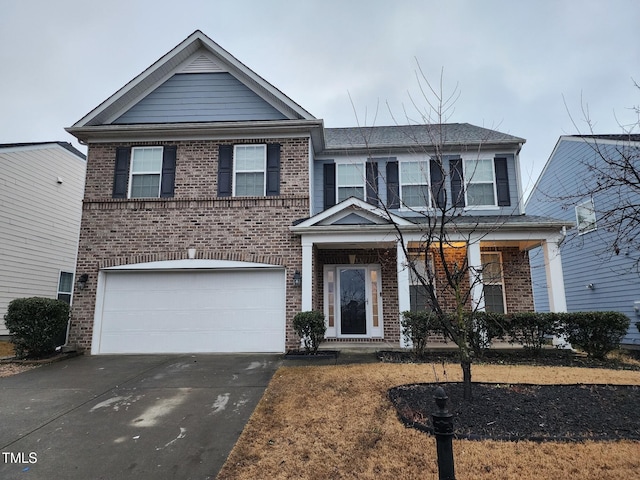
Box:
[57,271,74,304]
[481,252,507,314]
[128,146,164,199]
[575,198,597,235]
[399,160,431,210]
[233,144,267,197]
[335,161,366,203]
[463,157,499,209]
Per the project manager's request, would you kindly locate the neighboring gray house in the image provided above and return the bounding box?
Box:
[0,142,86,336]
[527,135,640,348]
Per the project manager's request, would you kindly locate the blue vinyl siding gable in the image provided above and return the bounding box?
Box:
[114,73,288,124]
[527,137,640,346]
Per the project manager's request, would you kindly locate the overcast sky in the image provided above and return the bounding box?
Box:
[1,0,638,197]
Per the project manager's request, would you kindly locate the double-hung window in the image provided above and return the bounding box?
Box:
[400,161,430,208]
[464,158,496,206]
[57,272,74,305]
[481,252,506,313]
[409,253,435,312]
[337,163,365,202]
[129,147,164,198]
[575,198,597,234]
[234,145,266,196]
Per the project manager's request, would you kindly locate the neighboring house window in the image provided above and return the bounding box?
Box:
[481,252,506,313]
[234,145,267,196]
[409,253,435,312]
[57,272,74,305]
[400,161,430,208]
[576,198,597,234]
[464,158,496,206]
[112,145,177,199]
[130,147,163,198]
[217,144,280,197]
[337,163,365,202]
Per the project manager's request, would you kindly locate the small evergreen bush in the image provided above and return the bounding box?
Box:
[557,311,629,359]
[507,312,559,354]
[292,310,326,354]
[4,297,69,358]
[401,310,439,356]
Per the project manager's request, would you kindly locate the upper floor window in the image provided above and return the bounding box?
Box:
[234,145,266,196]
[113,145,177,199]
[337,163,365,202]
[130,147,164,198]
[464,158,496,206]
[400,161,430,208]
[576,198,597,234]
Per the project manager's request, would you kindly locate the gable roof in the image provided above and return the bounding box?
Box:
[323,123,525,153]
[0,141,86,160]
[69,30,316,129]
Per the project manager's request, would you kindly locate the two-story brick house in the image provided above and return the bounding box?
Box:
[66,30,570,354]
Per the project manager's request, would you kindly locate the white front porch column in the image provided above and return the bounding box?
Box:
[301,240,313,311]
[466,236,485,311]
[542,235,570,348]
[397,239,411,348]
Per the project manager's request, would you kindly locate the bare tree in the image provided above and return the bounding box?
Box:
[561,83,640,271]
[351,66,517,400]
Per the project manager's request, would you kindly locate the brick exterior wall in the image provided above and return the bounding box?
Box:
[69,137,309,352]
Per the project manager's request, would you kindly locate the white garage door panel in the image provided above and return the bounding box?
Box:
[95,269,285,354]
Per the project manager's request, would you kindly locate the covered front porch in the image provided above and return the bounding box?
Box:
[291,198,571,349]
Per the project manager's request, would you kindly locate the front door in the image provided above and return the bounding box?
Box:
[339,267,367,334]
[324,264,383,338]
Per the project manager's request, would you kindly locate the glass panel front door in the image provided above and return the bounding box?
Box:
[339,268,367,334]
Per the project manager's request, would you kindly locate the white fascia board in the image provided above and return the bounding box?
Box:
[104,259,283,271]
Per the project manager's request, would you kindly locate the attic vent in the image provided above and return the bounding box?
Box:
[180,54,226,73]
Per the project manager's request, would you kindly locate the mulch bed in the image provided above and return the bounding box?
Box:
[384,349,640,442]
[389,382,640,442]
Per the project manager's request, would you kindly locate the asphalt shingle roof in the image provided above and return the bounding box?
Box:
[324,123,525,150]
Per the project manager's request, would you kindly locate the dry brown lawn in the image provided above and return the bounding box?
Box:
[217,362,640,480]
[0,340,14,357]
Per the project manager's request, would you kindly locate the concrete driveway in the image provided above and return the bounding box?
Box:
[0,354,282,479]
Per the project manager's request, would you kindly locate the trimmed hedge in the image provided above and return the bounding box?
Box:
[293,310,326,354]
[4,297,69,358]
[400,309,630,359]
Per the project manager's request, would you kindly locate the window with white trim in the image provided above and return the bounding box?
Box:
[481,252,505,313]
[57,272,74,305]
[337,163,365,202]
[409,253,435,312]
[575,198,597,234]
[464,158,496,206]
[234,144,266,196]
[129,147,163,198]
[400,161,430,208]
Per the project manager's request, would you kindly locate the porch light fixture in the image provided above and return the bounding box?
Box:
[77,273,89,290]
[293,270,302,287]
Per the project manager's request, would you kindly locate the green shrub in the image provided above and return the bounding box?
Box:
[401,310,440,356]
[4,297,69,358]
[468,311,508,357]
[507,312,559,355]
[292,310,326,354]
[557,311,630,359]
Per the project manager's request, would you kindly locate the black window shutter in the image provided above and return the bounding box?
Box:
[323,163,336,209]
[218,145,233,197]
[266,143,281,196]
[494,157,511,206]
[160,146,177,198]
[429,159,445,208]
[386,161,400,209]
[113,147,131,198]
[365,160,379,205]
[449,158,465,207]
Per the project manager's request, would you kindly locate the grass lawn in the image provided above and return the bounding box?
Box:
[217,361,640,480]
[0,340,14,357]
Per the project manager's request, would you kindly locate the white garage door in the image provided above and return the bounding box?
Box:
[93,267,286,354]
